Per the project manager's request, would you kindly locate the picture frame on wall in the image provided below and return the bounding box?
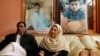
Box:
[24,0,88,34]
[25,0,53,34]
[60,0,88,34]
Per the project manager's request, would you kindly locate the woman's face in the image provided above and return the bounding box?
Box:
[69,1,80,12]
[34,6,40,12]
[50,26,58,38]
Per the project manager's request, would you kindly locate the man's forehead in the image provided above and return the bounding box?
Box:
[70,1,79,3]
[18,23,24,26]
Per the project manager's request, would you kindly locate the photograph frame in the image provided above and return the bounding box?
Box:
[24,0,55,34]
[21,0,88,35]
[60,0,88,34]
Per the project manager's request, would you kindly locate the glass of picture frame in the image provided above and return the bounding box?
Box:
[25,0,54,34]
[24,0,88,34]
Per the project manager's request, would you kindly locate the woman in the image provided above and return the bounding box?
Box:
[39,24,69,56]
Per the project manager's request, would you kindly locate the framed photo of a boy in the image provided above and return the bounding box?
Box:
[25,0,53,34]
[60,0,88,34]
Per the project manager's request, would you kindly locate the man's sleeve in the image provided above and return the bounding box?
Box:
[0,34,12,50]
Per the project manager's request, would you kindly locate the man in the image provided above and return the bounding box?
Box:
[0,22,39,56]
[30,2,51,33]
[62,0,87,34]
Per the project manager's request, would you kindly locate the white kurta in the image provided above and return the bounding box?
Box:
[0,42,26,56]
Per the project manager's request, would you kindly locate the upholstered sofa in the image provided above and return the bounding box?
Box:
[35,35,100,56]
[0,35,100,56]
[36,35,100,56]
[1,35,100,45]
[35,35,100,46]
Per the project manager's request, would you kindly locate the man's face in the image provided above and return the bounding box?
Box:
[17,23,26,34]
[69,1,80,12]
[34,6,40,12]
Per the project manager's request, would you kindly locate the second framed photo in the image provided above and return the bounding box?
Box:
[25,0,88,34]
[60,0,88,34]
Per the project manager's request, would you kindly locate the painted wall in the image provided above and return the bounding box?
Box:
[0,0,21,37]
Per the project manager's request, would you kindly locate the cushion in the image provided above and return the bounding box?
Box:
[80,35,98,50]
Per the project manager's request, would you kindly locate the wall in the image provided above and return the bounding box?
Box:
[0,0,99,37]
[0,0,21,37]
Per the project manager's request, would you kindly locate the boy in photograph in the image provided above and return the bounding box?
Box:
[30,2,51,33]
[62,0,87,34]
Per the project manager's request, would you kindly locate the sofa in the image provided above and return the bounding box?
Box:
[0,35,100,56]
[34,35,100,45]
[1,35,100,45]
[35,35,100,56]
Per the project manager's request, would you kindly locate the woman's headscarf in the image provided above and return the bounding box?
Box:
[40,24,70,52]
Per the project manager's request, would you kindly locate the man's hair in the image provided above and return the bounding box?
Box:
[34,2,40,7]
[69,0,80,3]
[17,21,26,27]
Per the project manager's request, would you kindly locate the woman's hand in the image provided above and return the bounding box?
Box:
[53,52,59,56]
[39,50,45,56]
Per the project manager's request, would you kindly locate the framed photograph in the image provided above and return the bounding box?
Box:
[60,0,88,34]
[25,0,53,34]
